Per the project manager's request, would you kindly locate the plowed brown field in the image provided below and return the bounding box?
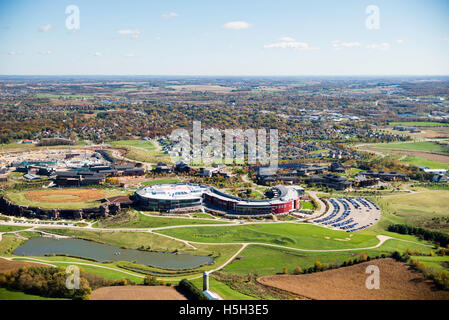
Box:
[90,286,187,300]
[258,259,449,300]
[0,259,49,273]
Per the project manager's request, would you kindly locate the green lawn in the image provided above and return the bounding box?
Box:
[0,287,68,300]
[141,178,180,186]
[11,256,145,283]
[0,225,30,233]
[0,234,24,256]
[108,139,174,163]
[301,201,314,210]
[191,213,216,219]
[371,141,449,154]
[156,223,380,250]
[109,139,156,151]
[373,191,449,233]
[411,255,449,274]
[223,237,433,276]
[96,211,228,229]
[400,154,449,169]
[190,276,257,300]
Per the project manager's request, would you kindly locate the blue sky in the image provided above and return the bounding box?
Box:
[0,0,448,75]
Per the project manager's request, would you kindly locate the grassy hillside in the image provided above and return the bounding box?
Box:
[156,223,380,250]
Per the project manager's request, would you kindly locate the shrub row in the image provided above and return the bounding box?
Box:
[177,279,208,300]
[388,224,449,248]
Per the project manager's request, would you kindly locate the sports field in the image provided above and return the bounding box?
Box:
[5,188,129,209]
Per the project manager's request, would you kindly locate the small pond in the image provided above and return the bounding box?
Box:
[13,237,213,270]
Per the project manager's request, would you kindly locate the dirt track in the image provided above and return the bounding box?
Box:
[258,259,449,300]
[25,189,105,203]
[90,285,187,300]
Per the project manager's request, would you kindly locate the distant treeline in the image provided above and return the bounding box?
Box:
[388,224,449,248]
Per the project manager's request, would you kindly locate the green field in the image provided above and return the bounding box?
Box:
[11,255,146,283]
[108,139,173,163]
[141,178,180,186]
[96,211,228,229]
[156,223,379,250]
[301,201,314,210]
[371,141,449,154]
[190,276,256,300]
[373,191,449,233]
[109,139,156,151]
[411,255,449,274]
[222,237,433,276]
[0,234,24,256]
[399,154,449,169]
[0,225,30,233]
[389,122,449,127]
[0,287,68,300]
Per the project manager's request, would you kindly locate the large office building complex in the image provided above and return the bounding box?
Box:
[134,183,305,217]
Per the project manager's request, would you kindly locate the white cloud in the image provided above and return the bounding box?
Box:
[94,52,102,57]
[8,50,23,55]
[331,40,361,50]
[279,37,295,42]
[39,24,52,32]
[155,36,161,41]
[124,53,136,57]
[222,21,251,30]
[366,42,391,51]
[162,12,179,19]
[38,50,52,55]
[396,39,404,44]
[116,29,141,39]
[445,37,449,42]
[264,38,318,51]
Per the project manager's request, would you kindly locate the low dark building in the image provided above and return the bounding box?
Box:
[153,162,171,173]
[329,162,346,173]
[54,170,105,186]
[174,161,191,173]
[359,170,407,181]
[308,174,352,190]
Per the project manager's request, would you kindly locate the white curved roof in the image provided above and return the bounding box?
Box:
[135,183,209,200]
